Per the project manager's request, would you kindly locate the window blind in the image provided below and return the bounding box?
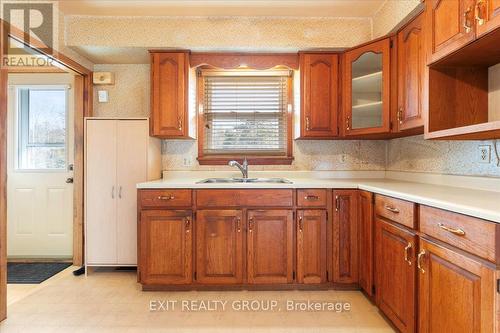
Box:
[201,71,290,155]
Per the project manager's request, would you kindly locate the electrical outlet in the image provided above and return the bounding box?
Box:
[183,157,192,167]
[478,145,491,164]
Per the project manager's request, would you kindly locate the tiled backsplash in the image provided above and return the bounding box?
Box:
[93,65,500,177]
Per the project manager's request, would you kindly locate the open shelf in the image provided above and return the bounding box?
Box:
[352,71,382,93]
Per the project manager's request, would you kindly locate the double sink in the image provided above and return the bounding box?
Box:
[197,177,292,184]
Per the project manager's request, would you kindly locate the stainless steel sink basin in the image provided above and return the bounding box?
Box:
[197,177,293,184]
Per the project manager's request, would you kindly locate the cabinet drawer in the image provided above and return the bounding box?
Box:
[196,189,293,207]
[297,189,327,207]
[375,195,416,229]
[420,206,499,263]
[139,189,192,208]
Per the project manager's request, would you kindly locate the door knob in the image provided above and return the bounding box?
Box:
[65,177,74,184]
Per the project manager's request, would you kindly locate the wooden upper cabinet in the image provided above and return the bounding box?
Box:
[139,210,192,285]
[397,13,425,131]
[343,39,391,136]
[358,191,374,297]
[426,0,477,63]
[375,218,417,333]
[247,210,294,284]
[195,210,243,284]
[476,0,500,36]
[333,190,358,284]
[297,210,327,284]
[418,238,495,333]
[150,51,189,138]
[300,53,339,138]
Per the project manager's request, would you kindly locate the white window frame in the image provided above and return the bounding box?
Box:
[14,85,70,172]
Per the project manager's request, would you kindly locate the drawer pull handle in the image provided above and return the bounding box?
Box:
[463,6,473,33]
[298,216,303,232]
[335,195,340,212]
[417,249,426,274]
[158,195,175,201]
[384,205,400,214]
[438,223,465,236]
[475,0,486,25]
[404,242,412,266]
[248,218,254,232]
[304,195,319,201]
[305,116,311,131]
[184,217,191,233]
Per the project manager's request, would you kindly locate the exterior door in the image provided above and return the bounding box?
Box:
[196,210,243,284]
[247,210,293,284]
[358,190,374,297]
[7,74,74,258]
[375,218,416,333]
[418,238,495,333]
[150,52,188,138]
[397,13,425,131]
[139,210,192,285]
[333,190,358,283]
[300,53,339,138]
[426,0,477,63]
[476,0,500,36]
[297,210,327,284]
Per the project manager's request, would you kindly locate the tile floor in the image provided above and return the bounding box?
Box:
[1,267,395,332]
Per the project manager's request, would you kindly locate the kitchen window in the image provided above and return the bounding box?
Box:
[197,69,293,165]
[16,87,68,170]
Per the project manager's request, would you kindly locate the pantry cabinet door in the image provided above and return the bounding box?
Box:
[375,218,417,333]
[139,210,192,285]
[297,210,327,284]
[247,210,294,284]
[418,238,495,333]
[196,210,244,284]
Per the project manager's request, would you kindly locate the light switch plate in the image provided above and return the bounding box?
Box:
[478,145,491,164]
[97,90,109,103]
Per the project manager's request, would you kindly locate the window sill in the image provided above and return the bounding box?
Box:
[197,156,294,165]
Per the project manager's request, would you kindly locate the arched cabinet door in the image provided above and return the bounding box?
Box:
[299,52,340,138]
[150,51,189,138]
[343,38,391,136]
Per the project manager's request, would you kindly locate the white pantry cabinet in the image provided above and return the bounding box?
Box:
[85,118,161,268]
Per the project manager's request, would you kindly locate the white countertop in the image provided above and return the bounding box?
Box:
[137,171,500,223]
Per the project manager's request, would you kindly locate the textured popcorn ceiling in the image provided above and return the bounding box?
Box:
[372,0,421,38]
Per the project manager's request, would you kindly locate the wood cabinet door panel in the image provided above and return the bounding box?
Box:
[139,210,192,285]
[196,210,243,284]
[397,13,425,131]
[418,238,495,333]
[297,210,327,284]
[333,190,358,283]
[427,0,476,63]
[375,219,416,333]
[247,210,293,284]
[300,53,339,138]
[358,191,374,297]
[151,52,188,138]
[477,0,500,36]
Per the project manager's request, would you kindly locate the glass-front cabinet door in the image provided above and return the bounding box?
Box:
[343,38,391,136]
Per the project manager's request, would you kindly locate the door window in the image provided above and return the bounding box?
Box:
[17,88,68,170]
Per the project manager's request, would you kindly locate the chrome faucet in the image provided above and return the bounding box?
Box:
[228,157,249,179]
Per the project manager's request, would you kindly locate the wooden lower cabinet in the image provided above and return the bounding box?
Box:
[333,190,358,284]
[247,210,294,284]
[418,238,495,333]
[358,191,374,297]
[195,210,243,284]
[297,210,327,284]
[139,210,192,285]
[375,218,417,333]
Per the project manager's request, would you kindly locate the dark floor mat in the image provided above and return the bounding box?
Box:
[7,262,71,284]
